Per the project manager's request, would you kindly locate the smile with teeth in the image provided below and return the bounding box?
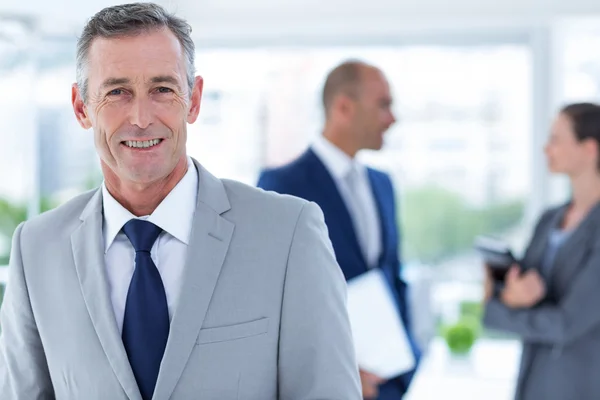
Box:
[123,139,162,149]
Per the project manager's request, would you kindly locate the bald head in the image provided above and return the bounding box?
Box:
[322,60,379,116]
[320,60,395,155]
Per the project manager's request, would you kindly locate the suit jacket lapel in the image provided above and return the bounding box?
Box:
[71,189,142,400]
[550,203,600,292]
[306,149,367,268]
[525,205,564,280]
[153,159,234,400]
[367,170,389,265]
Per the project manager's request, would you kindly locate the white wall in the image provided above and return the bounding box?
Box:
[2,0,600,39]
[197,0,587,19]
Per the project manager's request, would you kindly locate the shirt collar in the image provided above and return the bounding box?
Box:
[311,135,357,180]
[102,156,198,253]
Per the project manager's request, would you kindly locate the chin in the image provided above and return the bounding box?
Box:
[123,165,169,183]
[547,164,566,175]
[366,140,384,151]
[373,142,384,151]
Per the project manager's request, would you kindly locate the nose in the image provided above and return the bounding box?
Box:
[128,95,153,129]
[388,110,397,126]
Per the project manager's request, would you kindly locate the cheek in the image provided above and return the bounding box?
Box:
[552,149,569,166]
[155,100,188,133]
[551,146,582,169]
[376,109,389,124]
[95,103,129,143]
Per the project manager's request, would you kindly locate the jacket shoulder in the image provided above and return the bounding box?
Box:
[20,189,98,240]
[258,151,314,185]
[223,178,310,216]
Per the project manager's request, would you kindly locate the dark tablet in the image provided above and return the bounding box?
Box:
[474,236,517,281]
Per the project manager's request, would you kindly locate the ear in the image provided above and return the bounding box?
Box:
[584,138,600,162]
[187,75,204,124]
[334,94,356,120]
[72,83,92,129]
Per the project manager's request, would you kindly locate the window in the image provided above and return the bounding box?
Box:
[561,23,600,103]
[193,45,533,347]
[0,19,37,265]
[0,35,101,266]
[552,21,600,203]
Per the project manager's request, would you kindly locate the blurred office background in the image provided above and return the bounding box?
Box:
[1,0,600,398]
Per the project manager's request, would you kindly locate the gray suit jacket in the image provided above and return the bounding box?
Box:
[484,202,600,400]
[0,159,361,400]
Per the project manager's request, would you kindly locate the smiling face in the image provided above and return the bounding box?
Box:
[72,27,203,187]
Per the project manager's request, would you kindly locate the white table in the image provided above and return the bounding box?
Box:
[405,338,521,400]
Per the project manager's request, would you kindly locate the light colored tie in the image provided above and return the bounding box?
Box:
[345,164,371,265]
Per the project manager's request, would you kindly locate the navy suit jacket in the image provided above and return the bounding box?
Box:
[257,149,420,399]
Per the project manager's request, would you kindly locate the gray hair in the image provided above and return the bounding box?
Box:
[76,2,196,102]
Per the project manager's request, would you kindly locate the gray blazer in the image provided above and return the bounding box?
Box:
[484,202,600,400]
[0,159,361,400]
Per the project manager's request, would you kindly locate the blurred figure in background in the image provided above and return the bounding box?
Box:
[258,60,421,399]
[483,102,600,400]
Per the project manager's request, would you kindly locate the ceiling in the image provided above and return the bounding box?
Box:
[1,0,600,40]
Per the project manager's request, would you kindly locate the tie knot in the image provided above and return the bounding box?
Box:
[122,219,163,253]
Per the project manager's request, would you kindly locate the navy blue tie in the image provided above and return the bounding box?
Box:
[121,219,169,400]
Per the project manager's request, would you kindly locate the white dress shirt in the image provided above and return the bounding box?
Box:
[102,157,198,333]
[312,136,382,268]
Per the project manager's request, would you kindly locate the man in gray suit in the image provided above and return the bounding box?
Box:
[0,3,361,399]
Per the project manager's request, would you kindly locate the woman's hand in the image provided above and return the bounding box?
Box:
[500,265,546,308]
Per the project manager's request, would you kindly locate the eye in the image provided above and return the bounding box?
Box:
[108,89,123,96]
[156,87,173,94]
[380,99,392,109]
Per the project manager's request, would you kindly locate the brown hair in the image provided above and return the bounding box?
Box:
[560,102,600,169]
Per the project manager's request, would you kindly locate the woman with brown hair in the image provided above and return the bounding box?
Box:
[483,102,600,400]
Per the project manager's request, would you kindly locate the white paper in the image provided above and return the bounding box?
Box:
[346,268,416,379]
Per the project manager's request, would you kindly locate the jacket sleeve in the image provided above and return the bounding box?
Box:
[0,222,55,399]
[277,201,362,399]
[482,208,600,346]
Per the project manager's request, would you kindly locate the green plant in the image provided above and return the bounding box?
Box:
[437,300,517,340]
[442,317,479,355]
[400,185,524,264]
[460,300,483,321]
[0,198,27,243]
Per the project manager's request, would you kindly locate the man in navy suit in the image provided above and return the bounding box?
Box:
[257,60,421,399]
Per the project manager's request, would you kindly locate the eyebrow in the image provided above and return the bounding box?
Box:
[101,77,130,89]
[100,76,182,90]
[150,75,180,87]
